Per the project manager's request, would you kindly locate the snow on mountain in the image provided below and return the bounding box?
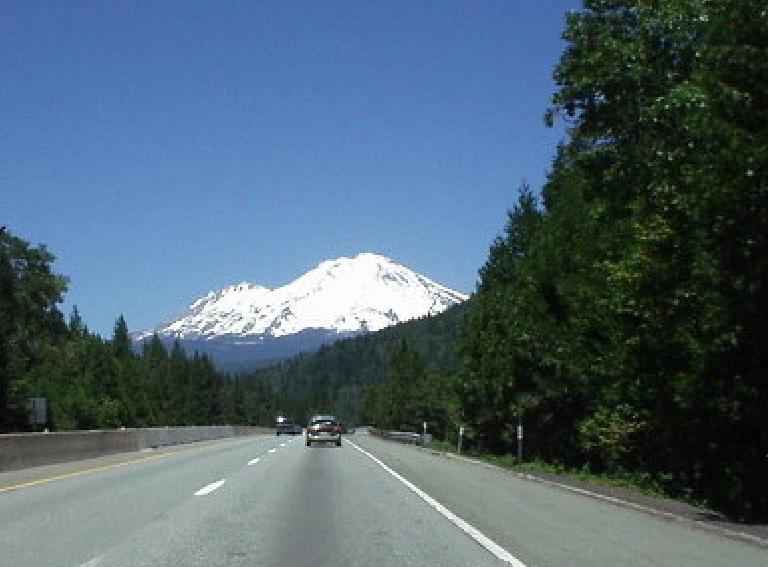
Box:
[135,253,468,342]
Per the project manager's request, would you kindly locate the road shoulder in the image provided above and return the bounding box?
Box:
[406,438,768,549]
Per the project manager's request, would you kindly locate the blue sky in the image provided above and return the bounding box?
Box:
[3,1,579,336]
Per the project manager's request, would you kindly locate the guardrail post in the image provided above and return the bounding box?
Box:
[517,407,523,465]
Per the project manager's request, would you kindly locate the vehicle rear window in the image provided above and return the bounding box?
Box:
[312,420,337,426]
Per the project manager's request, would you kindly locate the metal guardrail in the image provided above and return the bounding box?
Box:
[369,428,432,446]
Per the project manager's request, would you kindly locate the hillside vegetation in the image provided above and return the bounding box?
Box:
[0,229,276,431]
[459,1,766,519]
[241,303,467,426]
[258,1,768,520]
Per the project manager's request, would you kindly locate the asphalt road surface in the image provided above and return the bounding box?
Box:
[1,433,766,566]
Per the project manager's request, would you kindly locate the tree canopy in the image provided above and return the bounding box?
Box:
[458,0,768,519]
[0,228,274,432]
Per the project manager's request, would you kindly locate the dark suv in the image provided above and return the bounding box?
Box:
[306,415,342,447]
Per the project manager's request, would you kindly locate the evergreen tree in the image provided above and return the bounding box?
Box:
[0,228,67,430]
[68,305,86,337]
[457,0,768,517]
[458,186,543,451]
[112,315,132,358]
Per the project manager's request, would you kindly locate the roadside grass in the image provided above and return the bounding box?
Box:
[424,441,706,508]
[425,440,456,453]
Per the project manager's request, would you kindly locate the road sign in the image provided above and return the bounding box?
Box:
[27,397,47,426]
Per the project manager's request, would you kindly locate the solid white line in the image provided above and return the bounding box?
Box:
[268,448,277,453]
[346,439,525,566]
[247,458,260,466]
[194,479,226,496]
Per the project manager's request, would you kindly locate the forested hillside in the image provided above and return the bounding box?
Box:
[240,302,467,426]
[457,1,768,519]
[0,228,276,431]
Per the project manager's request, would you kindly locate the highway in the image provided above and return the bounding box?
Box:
[1,433,766,566]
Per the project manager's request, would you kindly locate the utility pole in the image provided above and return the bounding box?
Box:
[458,425,464,454]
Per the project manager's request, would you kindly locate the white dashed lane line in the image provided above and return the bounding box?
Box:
[194,479,226,496]
[201,441,292,494]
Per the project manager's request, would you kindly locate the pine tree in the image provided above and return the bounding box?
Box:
[458,186,542,451]
[112,315,132,358]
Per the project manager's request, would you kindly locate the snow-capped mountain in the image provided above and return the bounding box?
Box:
[134,253,468,370]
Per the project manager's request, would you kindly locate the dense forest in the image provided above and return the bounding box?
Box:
[457,1,767,519]
[241,303,466,427]
[0,228,277,431]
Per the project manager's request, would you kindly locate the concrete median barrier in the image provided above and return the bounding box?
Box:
[137,426,235,449]
[0,425,272,472]
[0,429,139,472]
[233,425,273,436]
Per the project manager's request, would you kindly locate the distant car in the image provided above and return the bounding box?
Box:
[275,416,303,436]
[306,415,342,447]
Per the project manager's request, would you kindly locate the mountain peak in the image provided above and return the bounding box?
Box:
[315,252,391,271]
[135,253,467,343]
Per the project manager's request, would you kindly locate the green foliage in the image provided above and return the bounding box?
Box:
[0,228,275,432]
[242,303,467,426]
[0,229,67,428]
[459,0,768,519]
[577,404,647,469]
[360,338,454,437]
[112,315,132,358]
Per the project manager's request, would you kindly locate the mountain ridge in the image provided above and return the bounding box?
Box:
[133,252,468,370]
